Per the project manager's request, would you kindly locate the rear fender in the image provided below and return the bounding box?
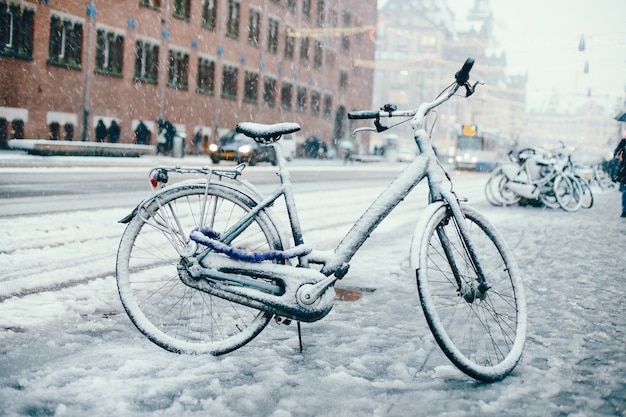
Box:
[118,178,266,224]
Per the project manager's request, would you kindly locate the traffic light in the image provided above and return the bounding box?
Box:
[462,124,477,136]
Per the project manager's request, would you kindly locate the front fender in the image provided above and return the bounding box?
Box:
[409,200,447,272]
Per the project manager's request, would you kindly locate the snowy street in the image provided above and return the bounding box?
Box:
[1,159,625,417]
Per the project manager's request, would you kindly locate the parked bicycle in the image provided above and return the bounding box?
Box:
[485,144,586,211]
[116,59,527,382]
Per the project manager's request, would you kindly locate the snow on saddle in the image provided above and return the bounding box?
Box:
[236,122,301,144]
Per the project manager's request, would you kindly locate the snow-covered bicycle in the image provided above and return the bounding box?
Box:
[116,58,526,382]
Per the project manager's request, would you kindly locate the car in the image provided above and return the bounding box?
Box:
[208,129,277,166]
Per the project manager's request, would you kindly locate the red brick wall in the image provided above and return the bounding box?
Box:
[0,0,375,151]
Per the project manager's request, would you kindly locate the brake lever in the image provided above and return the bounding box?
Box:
[463,80,485,97]
[352,126,378,135]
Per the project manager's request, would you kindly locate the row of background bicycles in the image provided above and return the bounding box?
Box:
[484,142,615,212]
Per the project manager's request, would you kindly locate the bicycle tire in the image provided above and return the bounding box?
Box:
[537,179,560,209]
[497,177,523,206]
[410,203,527,382]
[116,183,285,355]
[576,175,594,209]
[484,167,506,207]
[554,174,582,212]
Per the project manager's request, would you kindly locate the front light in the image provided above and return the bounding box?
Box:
[238,145,252,154]
[208,143,218,152]
[471,156,478,163]
[456,155,463,162]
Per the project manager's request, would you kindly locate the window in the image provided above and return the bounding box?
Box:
[328,9,337,26]
[316,0,325,26]
[323,93,332,117]
[284,28,294,60]
[342,10,350,53]
[96,29,124,77]
[135,39,158,83]
[313,40,323,69]
[299,37,309,65]
[48,15,83,70]
[168,49,189,89]
[296,86,307,112]
[244,71,259,103]
[248,9,260,47]
[281,82,293,110]
[310,90,320,116]
[0,2,35,60]
[340,69,348,91]
[302,0,311,19]
[140,0,161,9]
[173,0,190,20]
[267,18,279,54]
[263,76,276,107]
[197,57,215,94]
[202,0,217,30]
[222,64,238,99]
[326,49,336,68]
[226,0,240,38]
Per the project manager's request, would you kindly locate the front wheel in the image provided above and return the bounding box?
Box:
[554,174,583,212]
[575,175,593,209]
[116,183,285,355]
[410,204,527,382]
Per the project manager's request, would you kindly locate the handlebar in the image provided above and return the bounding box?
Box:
[455,58,474,86]
[348,57,477,122]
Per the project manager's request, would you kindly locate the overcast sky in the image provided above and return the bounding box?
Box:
[447,0,626,113]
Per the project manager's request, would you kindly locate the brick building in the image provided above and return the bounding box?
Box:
[0,0,376,153]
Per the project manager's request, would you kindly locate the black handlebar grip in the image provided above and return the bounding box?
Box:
[348,110,379,120]
[455,58,475,85]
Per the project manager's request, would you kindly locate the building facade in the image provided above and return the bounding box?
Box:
[0,0,376,152]
[371,0,526,156]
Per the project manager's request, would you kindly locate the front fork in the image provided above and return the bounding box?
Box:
[436,201,490,303]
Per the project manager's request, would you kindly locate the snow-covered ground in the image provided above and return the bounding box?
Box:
[0,166,625,417]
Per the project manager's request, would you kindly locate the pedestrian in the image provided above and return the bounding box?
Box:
[613,135,626,217]
[134,120,149,145]
[95,119,107,142]
[108,120,120,143]
[157,119,176,155]
[194,130,202,155]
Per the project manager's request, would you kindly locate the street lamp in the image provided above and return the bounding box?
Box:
[82,0,96,141]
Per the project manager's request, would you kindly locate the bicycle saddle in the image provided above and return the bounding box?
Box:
[236,122,301,144]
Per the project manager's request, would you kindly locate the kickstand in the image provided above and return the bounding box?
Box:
[297,321,303,352]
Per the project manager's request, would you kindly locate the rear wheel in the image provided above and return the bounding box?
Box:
[411,204,526,382]
[116,183,284,355]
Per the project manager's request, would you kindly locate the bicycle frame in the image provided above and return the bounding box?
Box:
[181,82,488,320]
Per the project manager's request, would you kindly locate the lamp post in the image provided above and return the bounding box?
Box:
[158,0,171,121]
[81,0,96,141]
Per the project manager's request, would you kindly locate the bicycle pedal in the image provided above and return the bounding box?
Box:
[275,316,292,325]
